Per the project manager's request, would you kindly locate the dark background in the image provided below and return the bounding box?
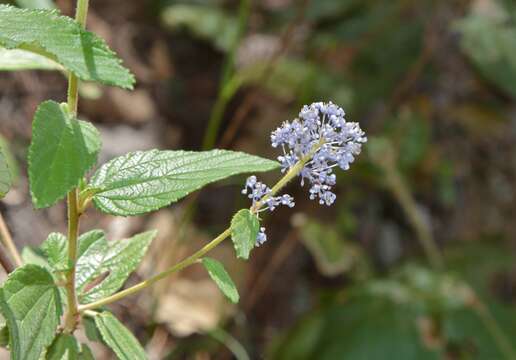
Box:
[1,0,516,358]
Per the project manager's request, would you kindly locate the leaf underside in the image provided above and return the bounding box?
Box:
[28,100,101,208]
[230,209,259,260]
[0,48,62,71]
[94,312,148,360]
[0,265,62,360]
[0,5,134,89]
[89,149,279,216]
[0,148,12,198]
[202,257,239,303]
[46,334,80,360]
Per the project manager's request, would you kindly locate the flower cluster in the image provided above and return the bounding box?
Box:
[271,101,366,206]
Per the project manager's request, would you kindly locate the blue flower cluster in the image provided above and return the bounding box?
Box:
[271,101,366,206]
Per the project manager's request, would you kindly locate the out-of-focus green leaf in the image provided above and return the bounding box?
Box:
[15,0,55,9]
[0,5,135,88]
[0,148,11,199]
[455,1,516,98]
[28,100,101,208]
[298,219,362,277]
[0,314,8,348]
[202,257,239,303]
[89,149,278,216]
[0,265,62,360]
[0,48,62,71]
[21,246,49,269]
[94,312,147,360]
[305,0,359,21]
[161,4,238,51]
[78,344,95,360]
[0,135,19,185]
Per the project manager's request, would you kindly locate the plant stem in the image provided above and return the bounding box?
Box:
[0,212,22,267]
[0,241,14,274]
[62,0,89,334]
[79,147,312,312]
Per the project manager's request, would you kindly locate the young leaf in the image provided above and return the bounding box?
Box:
[15,0,55,9]
[28,100,101,208]
[0,265,62,360]
[89,149,279,216]
[41,232,68,271]
[201,257,239,303]
[46,334,80,360]
[80,231,157,303]
[0,48,62,71]
[75,230,109,293]
[230,209,259,260]
[0,148,12,198]
[0,5,134,89]
[94,312,147,360]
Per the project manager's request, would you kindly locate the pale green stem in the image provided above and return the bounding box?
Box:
[0,212,22,267]
[78,145,316,312]
[62,0,89,334]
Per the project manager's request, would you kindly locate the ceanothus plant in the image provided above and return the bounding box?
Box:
[0,1,366,359]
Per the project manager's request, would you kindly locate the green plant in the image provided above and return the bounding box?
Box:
[0,2,367,358]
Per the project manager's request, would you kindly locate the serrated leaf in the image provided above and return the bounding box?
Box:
[0,5,134,88]
[201,257,239,303]
[41,233,68,271]
[230,209,259,260]
[46,334,80,360]
[94,312,147,360]
[21,246,49,269]
[0,265,62,360]
[0,48,62,71]
[0,148,12,198]
[28,100,101,208]
[75,231,109,293]
[90,149,278,216]
[80,230,156,303]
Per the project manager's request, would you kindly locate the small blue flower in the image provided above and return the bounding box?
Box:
[256,227,267,246]
[242,176,295,212]
[271,101,366,206]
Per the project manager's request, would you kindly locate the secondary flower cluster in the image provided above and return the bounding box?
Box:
[271,101,366,205]
[243,102,366,246]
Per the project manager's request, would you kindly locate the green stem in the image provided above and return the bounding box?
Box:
[474,301,516,359]
[78,144,314,312]
[62,0,89,334]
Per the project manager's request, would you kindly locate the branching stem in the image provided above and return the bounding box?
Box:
[78,145,315,312]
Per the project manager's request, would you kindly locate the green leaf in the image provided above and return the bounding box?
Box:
[0,5,134,89]
[46,334,80,360]
[230,209,259,260]
[41,233,68,271]
[15,0,55,9]
[28,100,101,208]
[75,231,109,294]
[80,230,156,303]
[0,48,62,71]
[161,4,238,52]
[0,314,8,348]
[90,149,279,216]
[0,264,62,360]
[201,257,239,303]
[94,312,147,360]
[455,3,516,98]
[78,344,95,360]
[0,147,12,198]
[21,246,49,269]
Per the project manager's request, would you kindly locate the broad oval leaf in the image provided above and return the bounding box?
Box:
[89,149,279,216]
[202,257,239,303]
[230,209,259,260]
[94,312,147,360]
[46,334,80,360]
[0,148,11,198]
[79,230,156,303]
[0,5,134,89]
[41,232,68,271]
[28,100,101,208]
[0,264,62,360]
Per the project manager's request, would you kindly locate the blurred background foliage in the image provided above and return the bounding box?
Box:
[1,0,516,358]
